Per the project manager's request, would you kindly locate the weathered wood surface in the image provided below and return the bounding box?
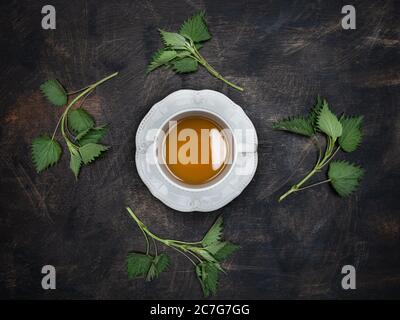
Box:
[0,0,399,299]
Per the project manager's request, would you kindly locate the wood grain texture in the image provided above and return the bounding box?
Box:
[0,0,399,299]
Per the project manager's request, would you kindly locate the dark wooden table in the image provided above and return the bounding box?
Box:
[0,0,399,299]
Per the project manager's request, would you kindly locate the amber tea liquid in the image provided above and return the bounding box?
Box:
[164,116,229,185]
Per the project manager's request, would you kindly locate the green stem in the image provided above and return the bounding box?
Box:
[168,239,202,245]
[67,85,91,95]
[296,179,331,191]
[59,72,119,145]
[51,114,63,140]
[140,226,150,255]
[151,237,158,256]
[169,246,197,266]
[127,207,173,244]
[201,60,243,91]
[278,165,320,202]
[190,45,243,92]
[278,136,340,202]
[320,146,340,168]
[75,88,94,110]
[126,207,203,265]
[311,136,322,163]
[127,207,201,246]
[187,248,205,263]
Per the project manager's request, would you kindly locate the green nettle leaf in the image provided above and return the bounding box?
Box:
[196,262,220,297]
[191,247,218,263]
[77,126,108,146]
[33,73,118,179]
[202,216,223,246]
[79,143,109,164]
[40,79,67,106]
[146,11,243,91]
[69,147,82,179]
[171,57,198,73]
[126,253,153,279]
[159,30,187,48]
[309,95,324,130]
[75,127,91,140]
[275,95,365,202]
[147,49,177,73]
[273,117,314,137]
[206,242,240,261]
[317,101,343,139]
[68,108,95,134]
[328,160,364,197]
[176,50,192,58]
[127,252,169,282]
[31,136,62,173]
[154,254,169,273]
[339,116,363,152]
[274,97,324,137]
[146,253,170,281]
[179,11,211,42]
[70,153,81,178]
[126,209,239,298]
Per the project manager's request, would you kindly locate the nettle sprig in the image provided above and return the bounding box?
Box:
[32,72,118,178]
[126,208,239,297]
[274,96,364,201]
[147,11,243,91]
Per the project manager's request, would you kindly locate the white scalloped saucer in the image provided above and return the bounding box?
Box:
[135,89,258,212]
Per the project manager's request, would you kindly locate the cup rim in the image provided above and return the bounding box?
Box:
[154,108,237,192]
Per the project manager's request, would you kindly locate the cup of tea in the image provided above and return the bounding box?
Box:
[136,89,258,211]
[155,109,235,190]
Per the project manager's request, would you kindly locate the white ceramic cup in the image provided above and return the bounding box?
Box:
[136,89,258,212]
[153,108,236,191]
